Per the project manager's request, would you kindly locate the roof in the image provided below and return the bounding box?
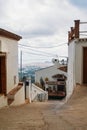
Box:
[52,74,67,79]
[46,81,57,85]
[58,66,67,72]
[35,65,54,72]
[46,81,66,85]
[0,28,22,41]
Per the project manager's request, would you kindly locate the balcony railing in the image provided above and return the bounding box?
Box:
[68,20,87,44]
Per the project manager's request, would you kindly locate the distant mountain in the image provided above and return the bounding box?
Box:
[23,62,53,68]
[19,62,53,83]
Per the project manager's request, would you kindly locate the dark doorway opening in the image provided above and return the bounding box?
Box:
[0,55,6,95]
[83,47,87,84]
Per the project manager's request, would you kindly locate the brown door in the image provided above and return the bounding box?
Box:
[83,47,87,83]
[0,56,6,95]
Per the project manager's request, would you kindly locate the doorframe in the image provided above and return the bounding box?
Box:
[83,47,87,84]
[0,52,7,95]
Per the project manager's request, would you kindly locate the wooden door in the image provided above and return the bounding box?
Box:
[0,58,2,93]
[0,56,6,95]
[83,47,87,83]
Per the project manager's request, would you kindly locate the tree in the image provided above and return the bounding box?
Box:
[40,77,45,90]
[45,77,49,82]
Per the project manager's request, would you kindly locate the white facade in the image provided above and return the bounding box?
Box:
[25,78,48,102]
[0,29,25,108]
[10,86,25,106]
[67,39,87,98]
[0,36,19,93]
[67,40,76,98]
[35,64,67,83]
[75,40,87,84]
[31,84,48,102]
[0,95,7,108]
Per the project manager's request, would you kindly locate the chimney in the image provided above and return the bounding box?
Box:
[74,20,80,38]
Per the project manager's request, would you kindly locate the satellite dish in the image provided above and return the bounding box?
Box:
[52,58,59,63]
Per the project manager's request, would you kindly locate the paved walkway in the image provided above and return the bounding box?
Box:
[0,100,84,130]
[0,100,67,130]
[0,85,87,130]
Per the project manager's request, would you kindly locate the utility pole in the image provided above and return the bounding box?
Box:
[20,50,22,81]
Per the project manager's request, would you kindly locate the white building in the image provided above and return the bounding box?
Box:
[67,20,87,98]
[35,62,67,99]
[24,77,48,102]
[35,63,67,83]
[0,28,25,108]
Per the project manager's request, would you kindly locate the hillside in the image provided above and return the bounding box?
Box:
[19,62,53,82]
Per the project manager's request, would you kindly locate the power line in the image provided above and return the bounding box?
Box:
[19,49,68,59]
[22,58,52,61]
[22,50,54,57]
[19,43,68,57]
[18,43,68,58]
[19,43,67,49]
[19,45,56,57]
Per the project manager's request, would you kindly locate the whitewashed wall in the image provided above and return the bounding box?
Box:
[31,84,48,102]
[0,95,7,108]
[67,39,87,99]
[10,86,25,106]
[0,36,19,93]
[67,40,76,98]
[35,64,67,83]
[75,41,87,84]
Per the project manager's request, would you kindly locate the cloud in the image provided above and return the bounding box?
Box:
[0,0,87,63]
[0,0,86,36]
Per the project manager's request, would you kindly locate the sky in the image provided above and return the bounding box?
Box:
[0,0,87,65]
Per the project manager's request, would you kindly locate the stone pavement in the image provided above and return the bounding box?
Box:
[0,101,66,130]
[0,85,87,130]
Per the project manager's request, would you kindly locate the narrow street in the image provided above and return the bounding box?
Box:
[0,85,87,130]
[0,100,73,130]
